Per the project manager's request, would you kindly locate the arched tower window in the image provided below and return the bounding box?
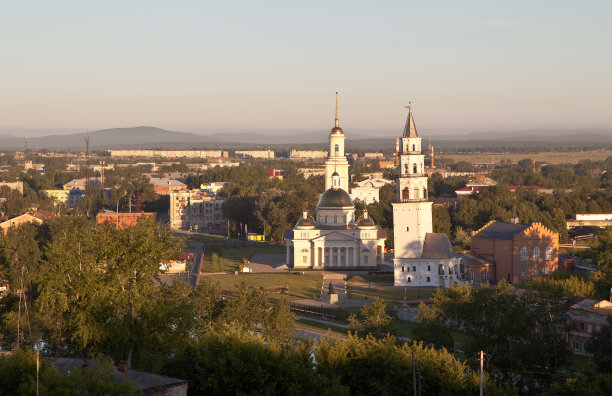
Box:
[404,164,409,174]
[334,144,339,154]
[412,144,415,151]
[424,188,427,198]
[402,188,409,200]
[413,164,417,173]
[413,188,419,199]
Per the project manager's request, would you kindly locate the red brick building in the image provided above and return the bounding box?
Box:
[96,212,156,229]
[466,220,559,284]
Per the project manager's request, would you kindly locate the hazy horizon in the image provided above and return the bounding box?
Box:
[2,1,611,134]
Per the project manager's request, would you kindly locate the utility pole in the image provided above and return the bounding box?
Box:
[412,350,417,396]
[417,358,422,396]
[36,341,40,396]
[480,350,484,396]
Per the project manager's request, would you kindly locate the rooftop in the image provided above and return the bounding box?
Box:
[473,222,530,240]
[421,233,456,259]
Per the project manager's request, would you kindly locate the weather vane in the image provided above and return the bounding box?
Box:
[405,101,412,111]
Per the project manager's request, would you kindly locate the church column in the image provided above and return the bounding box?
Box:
[353,246,358,267]
[313,246,319,267]
[334,247,339,266]
[344,247,348,266]
[286,245,290,266]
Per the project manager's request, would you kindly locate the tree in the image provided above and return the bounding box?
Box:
[415,282,572,392]
[360,297,391,337]
[586,316,612,373]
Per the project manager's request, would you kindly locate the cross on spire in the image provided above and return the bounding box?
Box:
[402,102,418,138]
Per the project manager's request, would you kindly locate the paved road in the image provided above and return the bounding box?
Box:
[189,244,205,287]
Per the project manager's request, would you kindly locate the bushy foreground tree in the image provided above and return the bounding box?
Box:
[415,282,572,392]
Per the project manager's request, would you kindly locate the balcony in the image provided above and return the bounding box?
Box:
[399,198,429,203]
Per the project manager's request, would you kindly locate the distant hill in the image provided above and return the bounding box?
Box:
[0,126,609,151]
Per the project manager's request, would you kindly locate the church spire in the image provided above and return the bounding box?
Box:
[330,91,343,135]
[402,102,418,138]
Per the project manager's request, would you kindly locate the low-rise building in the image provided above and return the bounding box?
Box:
[52,358,188,395]
[44,189,71,205]
[63,178,101,190]
[0,181,24,194]
[0,212,46,234]
[235,150,275,159]
[200,182,226,195]
[298,168,325,178]
[289,150,327,159]
[148,177,187,195]
[96,211,156,229]
[363,152,384,159]
[108,149,227,158]
[468,220,559,284]
[567,213,612,228]
[379,160,395,169]
[567,299,612,355]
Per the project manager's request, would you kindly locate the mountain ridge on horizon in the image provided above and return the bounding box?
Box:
[0,126,610,150]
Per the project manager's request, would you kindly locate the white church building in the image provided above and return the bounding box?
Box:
[284,93,386,269]
[392,105,464,287]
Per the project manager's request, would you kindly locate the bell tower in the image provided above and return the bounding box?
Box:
[392,104,432,258]
[324,91,349,191]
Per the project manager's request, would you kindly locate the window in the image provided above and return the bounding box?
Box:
[413,164,417,173]
[470,272,475,281]
[545,246,553,261]
[427,265,431,271]
[325,216,328,223]
[426,277,430,282]
[364,256,369,264]
[520,247,528,262]
[588,324,592,333]
[580,322,584,331]
[533,269,539,276]
[302,256,307,263]
[334,144,339,153]
[407,277,411,283]
[424,188,427,199]
[404,164,409,174]
[412,266,416,272]
[573,341,584,351]
[406,226,410,231]
[401,266,405,272]
[414,188,419,199]
[402,188,409,199]
[412,144,415,151]
[533,247,540,261]
[334,215,337,224]
[521,269,526,276]
[482,270,488,279]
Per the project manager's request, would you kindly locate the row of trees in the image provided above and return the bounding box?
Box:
[414,281,612,394]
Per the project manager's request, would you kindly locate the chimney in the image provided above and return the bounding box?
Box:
[510,216,519,224]
[430,145,435,169]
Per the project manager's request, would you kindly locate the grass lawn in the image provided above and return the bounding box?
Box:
[202,244,286,272]
[346,274,394,283]
[204,272,322,300]
[188,233,227,240]
[440,150,611,165]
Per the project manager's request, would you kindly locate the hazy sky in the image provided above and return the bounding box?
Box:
[1,1,611,136]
